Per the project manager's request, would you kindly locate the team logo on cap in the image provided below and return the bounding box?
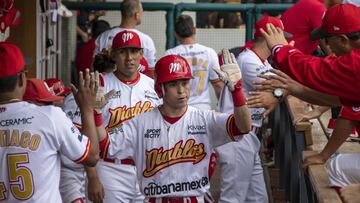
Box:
[169,63,181,73]
[352,106,360,112]
[122,32,134,43]
[333,26,340,31]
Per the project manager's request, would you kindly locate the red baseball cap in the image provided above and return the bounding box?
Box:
[0,42,25,78]
[254,16,292,38]
[45,78,72,96]
[112,30,142,49]
[23,78,64,103]
[311,4,360,40]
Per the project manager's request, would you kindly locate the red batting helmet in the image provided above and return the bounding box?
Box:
[154,54,193,98]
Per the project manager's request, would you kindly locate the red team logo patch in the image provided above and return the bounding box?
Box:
[143,139,206,177]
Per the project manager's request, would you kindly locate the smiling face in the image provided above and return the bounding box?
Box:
[112,47,143,79]
[162,79,190,110]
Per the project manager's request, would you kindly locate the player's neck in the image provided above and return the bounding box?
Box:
[0,93,22,104]
[252,43,271,61]
[159,104,187,118]
[180,37,196,45]
[120,20,137,29]
[114,71,140,85]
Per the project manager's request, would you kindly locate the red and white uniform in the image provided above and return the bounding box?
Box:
[95,27,157,68]
[0,101,90,203]
[60,93,87,203]
[101,106,241,202]
[97,72,160,202]
[165,44,220,110]
[326,106,360,187]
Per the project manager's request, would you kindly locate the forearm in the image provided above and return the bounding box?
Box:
[85,166,99,180]
[211,79,224,99]
[320,118,355,159]
[290,84,341,107]
[231,81,252,133]
[80,108,100,166]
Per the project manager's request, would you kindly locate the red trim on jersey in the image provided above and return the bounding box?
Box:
[119,72,140,85]
[148,197,198,203]
[74,123,82,130]
[99,133,110,159]
[162,115,182,124]
[208,153,217,178]
[226,114,248,140]
[71,198,85,203]
[75,140,91,164]
[160,107,187,124]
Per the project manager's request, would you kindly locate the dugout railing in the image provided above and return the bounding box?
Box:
[62,2,293,49]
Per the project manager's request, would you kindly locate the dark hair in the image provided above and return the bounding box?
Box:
[93,52,115,73]
[346,31,360,41]
[0,74,18,93]
[121,0,141,19]
[175,15,194,38]
[92,20,110,39]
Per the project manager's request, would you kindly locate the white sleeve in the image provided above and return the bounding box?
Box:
[206,111,233,148]
[54,108,90,164]
[62,94,82,127]
[142,36,157,68]
[208,49,220,81]
[107,120,136,161]
[94,32,111,56]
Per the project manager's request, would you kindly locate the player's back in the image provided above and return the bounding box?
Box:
[0,101,85,202]
[165,43,220,109]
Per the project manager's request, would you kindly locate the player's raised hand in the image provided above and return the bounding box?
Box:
[213,49,241,91]
[71,69,98,110]
[260,23,289,50]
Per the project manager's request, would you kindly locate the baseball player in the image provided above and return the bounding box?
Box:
[0,42,99,202]
[165,14,223,110]
[96,30,161,203]
[215,16,292,203]
[95,0,157,77]
[96,52,252,202]
[260,4,360,106]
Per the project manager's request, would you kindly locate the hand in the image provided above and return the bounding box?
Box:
[80,31,89,43]
[247,91,279,118]
[87,177,105,203]
[71,69,98,111]
[213,49,241,91]
[260,23,289,50]
[340,184,360,203]
[254,69,304,96]
[293,108,323,125]
[303,153,328,169]
[94,72,116,114]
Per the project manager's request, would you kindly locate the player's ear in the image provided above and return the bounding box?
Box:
[192,27,196,35]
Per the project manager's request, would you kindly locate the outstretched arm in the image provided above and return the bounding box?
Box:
[214,49,252,133]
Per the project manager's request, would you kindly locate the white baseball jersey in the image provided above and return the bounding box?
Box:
[61,93,83,169]
[165,44,220,109]
[95,27,157,68]
[102,72,160,131]
[97,72,160,196]
[102,106,238,198]
[217,48,273,127]
[0,101,90,203]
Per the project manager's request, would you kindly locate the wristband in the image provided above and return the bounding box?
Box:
[271,44,284,55]
[231,81,246,107]
[94,111,103,127]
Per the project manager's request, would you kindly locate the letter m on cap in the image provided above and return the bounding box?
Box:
[169,63,181,73]
[122,32,134,42]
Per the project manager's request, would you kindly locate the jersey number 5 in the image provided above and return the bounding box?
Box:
[0,153,34,200]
